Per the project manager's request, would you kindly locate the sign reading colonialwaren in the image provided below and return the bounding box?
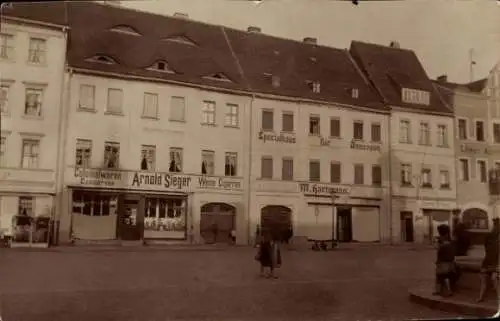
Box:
[258,131,296,144]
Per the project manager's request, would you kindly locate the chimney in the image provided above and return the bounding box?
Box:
[389,41,400,48]
[247,26,262,33]
[173,12,189,19]
[437,75,448,83]
[303,37,317,45]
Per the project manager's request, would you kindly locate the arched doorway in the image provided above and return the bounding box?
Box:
[462,208,489,230]
[260,205,292,242]
[200,203,236,244]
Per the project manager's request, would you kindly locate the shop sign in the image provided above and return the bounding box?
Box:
[299,183,350,195]
[460,144,490,154]
[131,172,192,190]
[74,167,123,187]
[350,139,381,152]
[198,176,242,189]
[258,131,296,144]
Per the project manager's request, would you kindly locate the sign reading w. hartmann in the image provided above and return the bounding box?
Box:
[298,182,350,195]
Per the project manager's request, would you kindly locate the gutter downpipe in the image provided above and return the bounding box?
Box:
[387,108,394,245]
[53,25,70,245]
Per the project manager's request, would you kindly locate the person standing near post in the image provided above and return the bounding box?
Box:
[477,217,500,302]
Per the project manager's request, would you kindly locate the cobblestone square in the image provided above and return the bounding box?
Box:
[0,246,465,321]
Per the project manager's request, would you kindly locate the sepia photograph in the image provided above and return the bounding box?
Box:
[0,0,499,320]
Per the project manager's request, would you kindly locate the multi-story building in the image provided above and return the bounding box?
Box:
[0,13,68,239]
[223,30,391,244]
[433,64,500,234]
[351,41,457,244]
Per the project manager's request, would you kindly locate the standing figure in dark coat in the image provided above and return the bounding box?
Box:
[453,221,470,256]
[256,231,282,278]
[433,224,457,297]
[477,218,500,302]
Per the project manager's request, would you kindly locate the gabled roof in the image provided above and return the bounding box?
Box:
[433,78,487,94]
[3,2,387,112]
[349,41,452,115]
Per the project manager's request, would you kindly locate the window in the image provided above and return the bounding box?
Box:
[439,170,450,189]
[104,142,120,169]
[106,88,123,114]
[437,124,448,147]
[477,160,487,182]
[401,163,412,186]
[495,162,500,171]
[75,139,92,167]
[353,164,364,185]
[494,123,500,143]
[371,123,381,142]
[310,81,321,93]
[201,150,215,175]
[225,103,239,127]
[202,101,216,125]
[25,88,43,116]
[282,158,293,181]
[353,121,364,140]
[421,168,432,188]
[458,119,468,140]
[261,157,273,179]
[419,122,430,145]
[170,96,185,121]
[475,120,485,142]
[399,120,411,143]
[309,160,320,182]
[225,152,237,176]
[330,118,340,138]
[141,145,156,171]
[0,84,10,114]
[459,159,469,181]
[330,162,341,183]
[372,165,382,186]
[18,196,34,216]
[78,85,95,110]
[21,139,40,168]
[262,110,274,131]
[72,191,118,216]
[309,116,320,135]
[169,147,183,172]
[28,38,46,63]
[282,112,294,132]
[0,136,6,166]
[142,93,158,119]
[0,33,14,59]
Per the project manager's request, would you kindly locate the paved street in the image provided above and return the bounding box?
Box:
[0,246,464,321]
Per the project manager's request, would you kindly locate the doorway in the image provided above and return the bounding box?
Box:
[119,198,141,241]
[200,203,236,244]
[260,205,292,242]
[400,211,414,242]
[336,207,352,242]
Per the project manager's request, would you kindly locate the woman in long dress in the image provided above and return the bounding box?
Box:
[256,231,282,278]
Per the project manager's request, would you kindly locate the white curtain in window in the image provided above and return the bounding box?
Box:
[143,93,158,118]
[170,96,185,121]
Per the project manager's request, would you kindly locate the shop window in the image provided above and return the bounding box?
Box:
[18,196,34,216]
[72,191,117,216]
[167,199,184,218]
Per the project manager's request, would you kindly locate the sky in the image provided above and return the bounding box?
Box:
[121,0,500,84]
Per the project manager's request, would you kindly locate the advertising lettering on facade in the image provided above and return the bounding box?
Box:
[350,140,381,152]
[299,183,350,196]
[130,172,242,191]
[74,167,123,187]
[460,144,490,154]
[198,176,242,189]
[258,131,296,144]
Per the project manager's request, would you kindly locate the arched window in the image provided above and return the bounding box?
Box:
[462,208,489,230]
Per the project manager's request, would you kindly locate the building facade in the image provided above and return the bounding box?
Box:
[0,16,67,240]
[351,41,458,244]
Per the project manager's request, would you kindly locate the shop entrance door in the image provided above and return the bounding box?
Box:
[119,198,141,241]
[400,211,414,242]
[200,203,236,244]
[337,207,352,242]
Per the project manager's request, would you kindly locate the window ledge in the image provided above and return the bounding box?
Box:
[421,185,433,189]
[201,122,218,127]
[22,115,44,120]
[437,145,449,148]
[26,61,48,68]
[329,136,342,139]
[439,185,451,190]
[418,143,431,146]
[401,183,413,188]
[370,141,382,144]
[0,58,16,64]
[308,133,321,137]
[260,129,275,133]
[1,112,11,118]
[77,107,97,113]
[280,130,295,134]
[104,111,125,117]
[141,115,159,120]
[169,118,186,123]
[224,125,240,129]
[224,174,238,178]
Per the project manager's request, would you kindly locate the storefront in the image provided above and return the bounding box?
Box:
[64,167,244,243]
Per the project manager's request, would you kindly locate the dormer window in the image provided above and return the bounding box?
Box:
[309,57,317,63]
[308,81,321,93]
[147,60,175,73]
[109,25,141,36]
[87,55,116,65]
[272,75,280,88]
[202,73,232,82]
[401,88,430,106]
[352,88,359,99]
[162,35,197,46]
